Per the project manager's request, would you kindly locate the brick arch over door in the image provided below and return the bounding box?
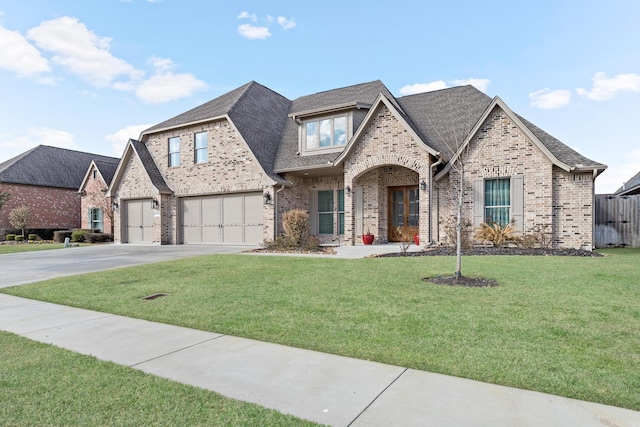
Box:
[345,153,431,185]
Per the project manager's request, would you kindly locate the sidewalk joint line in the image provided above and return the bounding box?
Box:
[129,335,226,368]
[346,367,408,427]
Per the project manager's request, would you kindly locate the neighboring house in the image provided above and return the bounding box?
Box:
[107,80,606,249]
[614,170,640,196]
[0,145,119,237]
[79,158,120,233]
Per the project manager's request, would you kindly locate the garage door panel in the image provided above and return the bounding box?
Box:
[125,199,153,244]
[180,193,262,245]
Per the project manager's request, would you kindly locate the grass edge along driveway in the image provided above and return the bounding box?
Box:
[2,249,639,411]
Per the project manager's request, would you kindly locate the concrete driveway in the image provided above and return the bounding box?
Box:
[0,244,251,288]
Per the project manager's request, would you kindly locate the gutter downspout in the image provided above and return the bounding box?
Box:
[429,156,444,245]
[274,184,286,239]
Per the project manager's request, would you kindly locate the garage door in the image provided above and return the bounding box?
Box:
[125,199,155,243]
[181,193,263,244]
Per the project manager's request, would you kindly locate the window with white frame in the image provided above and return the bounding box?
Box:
[169,136,180,166]
[194,131,208,163]
[304,115,347,151]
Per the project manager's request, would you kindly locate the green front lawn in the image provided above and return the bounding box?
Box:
[2,249,639,411]
[0,331,317,426]
[0,243,65,254]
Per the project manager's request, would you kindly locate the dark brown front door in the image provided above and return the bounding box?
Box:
[388,186,419,242]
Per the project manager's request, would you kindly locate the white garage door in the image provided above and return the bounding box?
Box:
[125,199,154,243]
[181,193,263,244]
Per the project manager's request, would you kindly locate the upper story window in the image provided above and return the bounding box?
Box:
[168,136,180,167]
[194,132,208,163]
[92,169,97,179]
[304,115,347,152]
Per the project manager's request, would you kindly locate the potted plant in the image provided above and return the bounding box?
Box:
[362,226,375,245]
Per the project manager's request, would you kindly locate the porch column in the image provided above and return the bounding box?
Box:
[344,179,355,245]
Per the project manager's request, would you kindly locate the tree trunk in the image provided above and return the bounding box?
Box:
[455,167,464,277]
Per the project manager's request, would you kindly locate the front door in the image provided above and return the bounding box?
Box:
[388,186,419,242]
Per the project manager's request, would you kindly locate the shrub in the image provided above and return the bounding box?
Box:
[6,234,16,241]
[28,234,39,241]
[86,233,113,243]
[441,215,473,249]
[282,209,310,246]
[71,229,90,243]
[53,230,72,243]
[15,235,24,242]
[474,221,520,247]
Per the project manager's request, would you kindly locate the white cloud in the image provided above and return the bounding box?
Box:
[106,124,153,155]
[399,78,491,96]
[0,127,77,162]
[529,88,572,109]
[577,72,640,101]
[451,78,491,92]
[135,58,208,103]
[238,23,271,40]
[399,81,447,95]
[26,16,142,88]
[0,25,50,76]
[277,16,296,30]
[237,11,257,22]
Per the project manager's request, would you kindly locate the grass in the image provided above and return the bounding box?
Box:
[0,243,65,254]
[0,331,318,426]
[2,248,639,411]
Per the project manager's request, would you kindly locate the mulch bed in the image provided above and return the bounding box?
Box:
[246,247,336,255]
[374,246,603,257]
[422,275,499,287]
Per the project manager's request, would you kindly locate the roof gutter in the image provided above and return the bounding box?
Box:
[429,156,444,245]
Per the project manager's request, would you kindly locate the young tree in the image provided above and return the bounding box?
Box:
[9,206,31,238]
[427,94,477,278]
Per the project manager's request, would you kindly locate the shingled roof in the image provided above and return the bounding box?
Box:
[615,170,640,195]
[0,145,120,190]
[138,80,605,180]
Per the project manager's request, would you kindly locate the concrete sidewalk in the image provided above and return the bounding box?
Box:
[1,293,638,427]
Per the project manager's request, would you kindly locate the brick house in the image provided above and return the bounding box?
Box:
[107,80,606,249]
[0,145,119,238]
[79,158,120,233]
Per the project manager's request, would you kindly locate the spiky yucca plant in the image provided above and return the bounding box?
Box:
[474,221,520,247]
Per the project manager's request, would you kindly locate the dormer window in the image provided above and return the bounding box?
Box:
[303,115,347,152]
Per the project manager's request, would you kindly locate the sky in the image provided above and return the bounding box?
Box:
[0,0,638,194]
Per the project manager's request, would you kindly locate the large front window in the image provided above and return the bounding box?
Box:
[316,190,345,235]
[169,137,180,166]
[305,115,347,151]
[485,178,510,225]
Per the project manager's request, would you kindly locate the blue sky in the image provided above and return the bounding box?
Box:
[0,0,638,193]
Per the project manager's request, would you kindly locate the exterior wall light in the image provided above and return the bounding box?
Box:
[151,197,159,209]
[420,180,427,191]
[263,191,272,204]
[112,201,119,211]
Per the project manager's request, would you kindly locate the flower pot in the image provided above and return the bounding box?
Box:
[362,234,375,245]
[413,234,420,245]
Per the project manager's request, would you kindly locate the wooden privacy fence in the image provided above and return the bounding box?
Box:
[594,194,640,248]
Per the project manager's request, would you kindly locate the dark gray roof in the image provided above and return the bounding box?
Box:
[615,170,640,195]
[275,80,395,171]
[396,85,493,161]
[140,80,606,180]
[0,145,119,189]
[93,158,120,186]
[130,140,172,193]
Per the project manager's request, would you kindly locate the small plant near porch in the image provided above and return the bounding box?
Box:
[474,220,520,247]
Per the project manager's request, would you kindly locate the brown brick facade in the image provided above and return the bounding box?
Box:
[80,164,113,233]
[0,183,80,234]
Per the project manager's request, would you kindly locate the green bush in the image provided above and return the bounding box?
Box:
[15,235,24,242]
[28,234,39,241]
[53,230,72,243]
[86,233,113,243]
[6,234,16,241]
[71,229,90,243]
